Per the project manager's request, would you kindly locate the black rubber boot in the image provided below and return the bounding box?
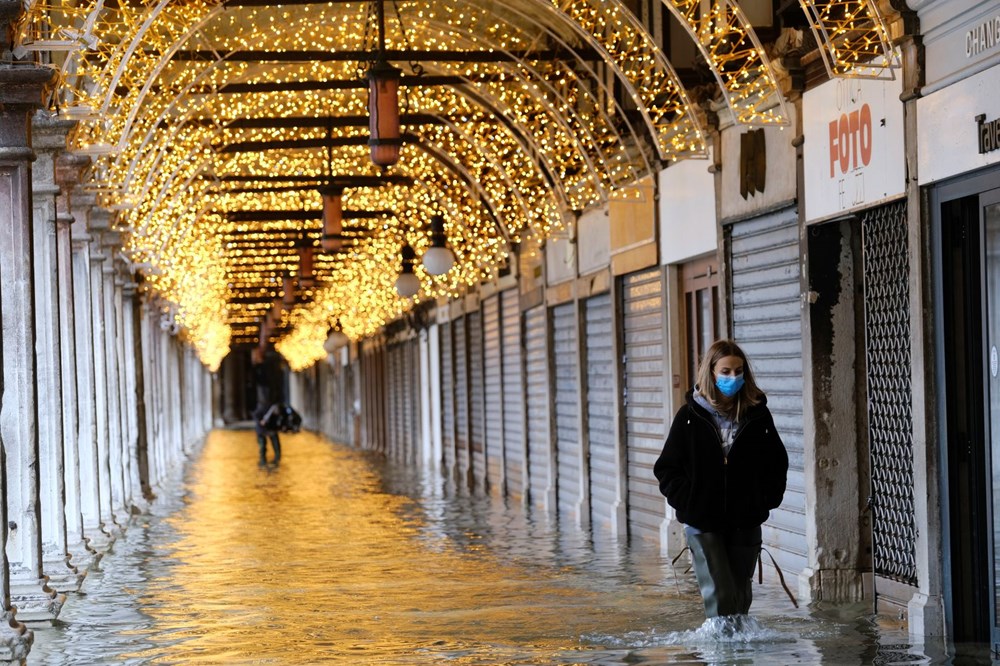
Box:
[726,528,762,614]
[686,530,739,617]
[256,434,268,466]
[271,433,281,464]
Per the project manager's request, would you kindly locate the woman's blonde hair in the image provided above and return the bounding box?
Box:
[695,339,764,420]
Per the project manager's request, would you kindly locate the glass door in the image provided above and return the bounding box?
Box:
[984,188,1000,653]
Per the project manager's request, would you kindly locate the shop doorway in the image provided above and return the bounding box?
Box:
[940,183,1000,649]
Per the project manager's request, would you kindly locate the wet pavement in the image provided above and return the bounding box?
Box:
[27,429,990,664]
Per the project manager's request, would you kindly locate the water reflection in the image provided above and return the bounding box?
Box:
[30,429,962,664]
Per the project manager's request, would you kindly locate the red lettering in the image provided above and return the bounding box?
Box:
[859,104,872,167]
[828,103,875,177]
[829,120,839,178]
[839,115,850,174]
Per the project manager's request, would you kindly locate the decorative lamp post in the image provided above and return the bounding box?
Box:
[395,243,420,298]
[422,213,455,275]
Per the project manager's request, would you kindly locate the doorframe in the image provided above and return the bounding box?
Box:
[931,165,1000,646]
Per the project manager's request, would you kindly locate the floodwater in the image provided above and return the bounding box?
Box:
[27,429,982,664]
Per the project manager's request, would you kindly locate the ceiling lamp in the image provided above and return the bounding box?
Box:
[282,272,296,306]
[422,213,454,276]
[395,243,420,298]
[324,320,349,354]
[320,185,344,253]
[299,236,315,289]
[367,0,402,168]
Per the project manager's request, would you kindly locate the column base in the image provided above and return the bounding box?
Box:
[40,553,82,594]
[83,526,115,555]
[9,576,64,624]
[908,592,946,638]
[0,609,32,664]
[797,566,867,604]
[66,538,97,579]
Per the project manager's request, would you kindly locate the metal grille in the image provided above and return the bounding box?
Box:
[862,200,917,585]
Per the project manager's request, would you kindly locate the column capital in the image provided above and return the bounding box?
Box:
[31,111,76,152]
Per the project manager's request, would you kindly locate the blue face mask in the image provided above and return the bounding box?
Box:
[715,374,745,397]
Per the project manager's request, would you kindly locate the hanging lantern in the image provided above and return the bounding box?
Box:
[395,243,420,298]
[320,186,344,253]
[422,214,455,275]
[299,239,315,289]
[282,272,296,307]
[368,58,402,168]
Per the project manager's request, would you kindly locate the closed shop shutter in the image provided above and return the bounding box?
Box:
[403,340,415,462]
[468,310,486,489]
[552,301,583,522]
[453,316,470,478]
[622,267,668,541]
[729,206,807,576]
[501,288,526,500]
[524,304,554,512]
[439,320,456,472]
[483,294,504,494]
[388,344,399,458]
[584,291,618,531]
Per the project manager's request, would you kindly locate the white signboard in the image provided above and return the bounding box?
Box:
[918,63,1000,184]
[659,152,717,265]
[803,75,905,222]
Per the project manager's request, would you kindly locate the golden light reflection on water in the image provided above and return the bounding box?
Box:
[29,428,936,665]
[123,430,632,664]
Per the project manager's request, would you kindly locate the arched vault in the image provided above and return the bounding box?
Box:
[17,0,802,370]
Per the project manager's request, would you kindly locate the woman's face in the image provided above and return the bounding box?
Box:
[713,354,744,380]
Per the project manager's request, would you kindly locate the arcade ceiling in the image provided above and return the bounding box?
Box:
[13,0,896,370]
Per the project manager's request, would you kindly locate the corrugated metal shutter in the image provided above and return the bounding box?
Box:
[439,320,456,472]
[552,301,583,523]
[387,344,399,458]
[622,267,668,541]
[524,304,554,512]
[501,288,526,501]
[403,339,416,462]
[468,310,486,490]
[453,315,470,480]
[585,291,618,531]
[483,294,504,494]
[729,206,807,576]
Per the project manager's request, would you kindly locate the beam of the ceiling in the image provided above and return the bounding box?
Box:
[216,133,419,154]
[169,48,598,63]
[214,174,413,186]
[224,210,392,222]
[189,114,444,130]
[213,73,505,95]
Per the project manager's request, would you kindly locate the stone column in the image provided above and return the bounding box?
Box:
[30,112,79,593]
[99,234,127,527]
[71,199,110,556]
[87,230,118,537]
[113,267,133,513]
[0,8,63,626]
[121,281,147,511]
[56,154,93,575]
[138,299,161,493]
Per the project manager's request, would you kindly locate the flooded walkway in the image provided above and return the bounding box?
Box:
[31,430,949,664]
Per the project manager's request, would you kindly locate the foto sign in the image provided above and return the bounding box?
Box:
[803,74,905,222]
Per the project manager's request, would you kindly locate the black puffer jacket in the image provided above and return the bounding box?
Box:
[653,391,788,532]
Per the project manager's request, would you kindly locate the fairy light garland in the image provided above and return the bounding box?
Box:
[17,0,794,370]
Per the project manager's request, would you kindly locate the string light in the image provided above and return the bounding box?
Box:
[18,0,795,370]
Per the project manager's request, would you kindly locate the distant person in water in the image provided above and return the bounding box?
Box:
[252,400,282,466]
[653,339,788,620]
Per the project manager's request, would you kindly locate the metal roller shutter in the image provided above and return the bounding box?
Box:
[483,295,504,494]
[552,301,583,523]
[584,291,618,532]
[729,206,807,576]
[388,345,399,458]
[501,288,526,501]
[468,311,487,490]
[622,267,668,541]
[440,320,456,472]
[524,304,554,512]
[453,316,470,480]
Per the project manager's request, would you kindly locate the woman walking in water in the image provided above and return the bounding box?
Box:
[654,339,788,622]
